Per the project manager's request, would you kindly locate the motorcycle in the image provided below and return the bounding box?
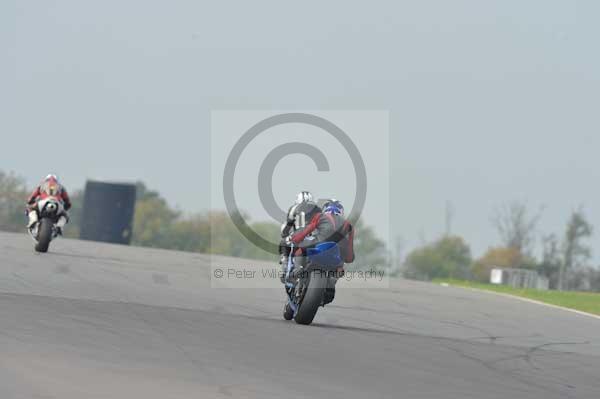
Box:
[28,196,65,253]
[283,241,342,325]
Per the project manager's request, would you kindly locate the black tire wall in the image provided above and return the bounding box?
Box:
[80,181,136,245]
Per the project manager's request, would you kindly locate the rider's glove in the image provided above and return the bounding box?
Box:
[285,235,293,246]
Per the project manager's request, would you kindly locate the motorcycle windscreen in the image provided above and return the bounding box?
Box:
[307,242,343,269]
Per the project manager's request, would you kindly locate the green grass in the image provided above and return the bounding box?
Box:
[433,278,600,316]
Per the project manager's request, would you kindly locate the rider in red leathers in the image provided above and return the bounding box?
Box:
[26,174,72,234]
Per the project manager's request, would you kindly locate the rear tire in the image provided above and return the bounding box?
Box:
[294,271,328,325]
[35,218,53,253]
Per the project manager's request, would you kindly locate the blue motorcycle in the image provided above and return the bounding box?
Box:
[283,241,343,325]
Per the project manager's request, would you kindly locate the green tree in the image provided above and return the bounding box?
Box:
[404,235,472,280]
[492,201,542,259]
[132,193,180,248]
[0,171,28,232]
[349,219,388,271]
[206,211,281,260]
[167,214,211,253]
[471,246,536,282]
[559,208,593,290]
[536,234,562,288]
[243,220,281,260]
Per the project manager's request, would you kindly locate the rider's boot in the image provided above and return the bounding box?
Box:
[324,284,336,304]
[323,267,344,305]
[279,255,288,283]
[55,215,68,236]
[27,210,38,229]
[283,302,294,320]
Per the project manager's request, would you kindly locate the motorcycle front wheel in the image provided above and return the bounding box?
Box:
[35,218,53,253]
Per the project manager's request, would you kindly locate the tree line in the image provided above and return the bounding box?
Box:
[403,201,600,291]
[3,170,597,290]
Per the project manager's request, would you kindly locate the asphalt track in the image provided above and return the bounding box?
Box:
[1,231,599,399]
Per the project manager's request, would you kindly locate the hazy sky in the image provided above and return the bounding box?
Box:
[3,1,600,261]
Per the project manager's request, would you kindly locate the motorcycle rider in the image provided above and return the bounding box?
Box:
[280,191,322,238]
[285,199,355,303]
[279,191,321,282]
[26,174,72,234]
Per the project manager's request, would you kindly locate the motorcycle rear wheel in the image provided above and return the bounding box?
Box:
[294,271,328,325]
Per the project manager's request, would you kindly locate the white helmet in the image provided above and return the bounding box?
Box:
[44,174,59,183]
[295,191,313,204]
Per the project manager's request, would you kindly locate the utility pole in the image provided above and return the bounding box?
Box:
[394,235,404,272]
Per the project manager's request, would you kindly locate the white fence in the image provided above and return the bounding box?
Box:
[490,268,549,290]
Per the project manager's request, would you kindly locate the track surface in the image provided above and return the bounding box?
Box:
[1,231,599,399]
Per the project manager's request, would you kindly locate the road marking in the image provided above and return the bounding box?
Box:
[441,284,600,321]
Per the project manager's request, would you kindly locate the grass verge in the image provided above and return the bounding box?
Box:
[433,278,600,316]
